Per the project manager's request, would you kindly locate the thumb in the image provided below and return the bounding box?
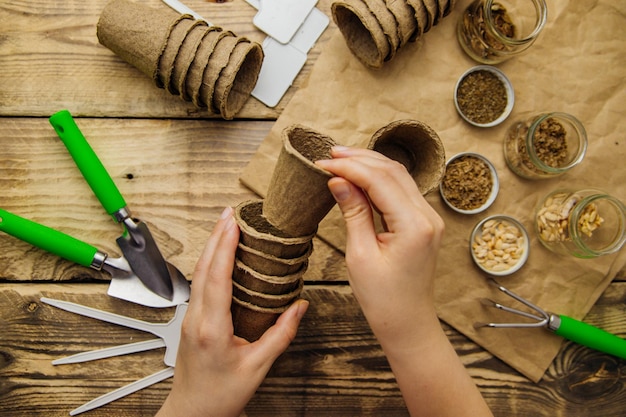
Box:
[328,177,377,247]
[253,299,309,362]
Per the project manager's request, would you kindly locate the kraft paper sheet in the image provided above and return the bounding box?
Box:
[240,0,626,382]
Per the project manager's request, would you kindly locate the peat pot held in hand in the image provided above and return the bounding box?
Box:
[368,119,446,195]
[263,124,337,237]
[235,200,314,258]
[232,258,305,295]
[231,295,291,342]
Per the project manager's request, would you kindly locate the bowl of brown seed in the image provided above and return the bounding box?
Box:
[454,65,514,128]
[440,152,499,214]
[470,215,529,276]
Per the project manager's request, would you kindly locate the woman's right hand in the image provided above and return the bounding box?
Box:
[316,147,445,347]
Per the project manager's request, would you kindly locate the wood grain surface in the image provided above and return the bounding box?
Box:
[1,0,625,416]
[0,0,334,119]
[1,283,625,416]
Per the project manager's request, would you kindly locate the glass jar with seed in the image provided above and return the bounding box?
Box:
[457,0,548,64]
[535,189,626,258]
[503,112,587,180]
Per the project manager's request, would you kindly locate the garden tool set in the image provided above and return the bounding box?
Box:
[0,110,190,307]
[41,297,187,415]
[476,278,626,360]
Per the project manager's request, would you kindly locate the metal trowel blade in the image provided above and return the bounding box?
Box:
[116,220,174,301]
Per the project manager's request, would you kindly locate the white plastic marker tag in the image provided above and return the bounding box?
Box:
[246,0,329,107]
[253,0,318,44]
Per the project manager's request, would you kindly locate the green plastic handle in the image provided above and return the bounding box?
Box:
[0,209,98,267]
[49,110,127,217]
[555,315,626,359]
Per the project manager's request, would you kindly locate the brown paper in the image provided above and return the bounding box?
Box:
[240,0,626,382]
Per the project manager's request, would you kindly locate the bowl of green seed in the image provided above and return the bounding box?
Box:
[454,65,514,128]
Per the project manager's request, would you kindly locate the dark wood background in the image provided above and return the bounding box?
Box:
[1,0,625,416]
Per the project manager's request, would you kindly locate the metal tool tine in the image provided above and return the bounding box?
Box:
[480,298,546,322]
[53,339,165,365]
[69,367,175,416]
[487,278,549,319]
[475,321,548,329]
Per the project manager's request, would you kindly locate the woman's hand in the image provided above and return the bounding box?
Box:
[317,147,492,417]
[156,207,309,417]
[316,147,445,347]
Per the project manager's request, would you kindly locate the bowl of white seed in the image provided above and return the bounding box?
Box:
[470,215,529,276]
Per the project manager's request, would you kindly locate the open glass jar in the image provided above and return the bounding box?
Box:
[457,0,548,64]
[504,112,587,180]
[535,189,626,258]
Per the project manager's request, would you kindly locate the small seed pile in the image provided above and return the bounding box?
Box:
[461,2,515,61]
[536,192,604,243]
[472,218,526,273]
[505,117,569,176]
[456,69,507,124]
[441,155,493,210]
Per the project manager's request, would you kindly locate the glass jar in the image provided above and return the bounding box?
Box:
[535,189,626,258]
[457,0,548,64]
[504,112,587,180]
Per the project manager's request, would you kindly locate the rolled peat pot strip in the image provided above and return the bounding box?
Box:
[157,14,195,89]
[167,19,208,95]
[186,27,224,108]
[331,0,390,69]
[368,119,446,195]
[173,20,209,99]
[96,0,263,119]
[96,0,179,81]
[387,0,418,46]
[233,258,305,295]
[235,200,314,258]
[263,124,337,237]
[231,295,291,342]
[232,276,304,309]
[331,0,457,68]
[236,241,313,277]
[212,40,264,120]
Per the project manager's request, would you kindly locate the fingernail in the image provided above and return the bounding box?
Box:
[329,180,351,202]
[296,299,309,319]
[220,206,233,219]
[332,145,350,152]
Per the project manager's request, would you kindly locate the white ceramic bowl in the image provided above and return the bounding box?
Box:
[470,215,530,276]
[440,152,499,215]
[454,65,515,128]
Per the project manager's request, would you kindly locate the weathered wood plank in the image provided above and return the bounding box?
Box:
[0,117,347,282]
[1,283,625,416]
[0,0,335,119]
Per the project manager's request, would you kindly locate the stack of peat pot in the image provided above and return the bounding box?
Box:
[232,125,337,341]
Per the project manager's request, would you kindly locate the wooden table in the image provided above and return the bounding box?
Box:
[1,0,625,416]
